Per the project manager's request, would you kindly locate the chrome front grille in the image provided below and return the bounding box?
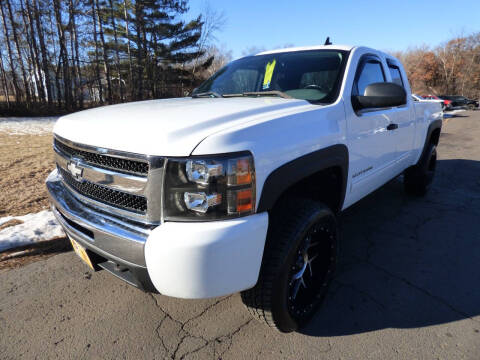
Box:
[54,139,149,175]
[58,167,147,213]
[54,135,164,224]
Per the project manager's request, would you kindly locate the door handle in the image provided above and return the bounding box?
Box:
[387,123,398,131]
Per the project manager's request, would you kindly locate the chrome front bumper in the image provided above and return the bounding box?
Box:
[46,169,156,291]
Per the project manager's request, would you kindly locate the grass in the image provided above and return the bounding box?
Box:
[0,129,71,269]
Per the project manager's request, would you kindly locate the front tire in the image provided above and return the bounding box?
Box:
[241,198,338,332]
[404,143,437,196]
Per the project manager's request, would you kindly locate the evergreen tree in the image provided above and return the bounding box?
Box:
[0,0,223,115]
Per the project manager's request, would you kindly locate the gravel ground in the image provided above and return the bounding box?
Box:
[1,111,479,359]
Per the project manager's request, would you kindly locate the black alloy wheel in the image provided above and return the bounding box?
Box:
[241,198,339,332]
[287,220,336,321]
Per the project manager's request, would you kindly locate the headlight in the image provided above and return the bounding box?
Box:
[163,152,255,220]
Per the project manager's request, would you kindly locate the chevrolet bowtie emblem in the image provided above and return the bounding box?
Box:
[67,159,83,180]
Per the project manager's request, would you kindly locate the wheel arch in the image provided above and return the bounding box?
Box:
[430,127,441,146]
[257,144,349,214]
[421,119,442,160]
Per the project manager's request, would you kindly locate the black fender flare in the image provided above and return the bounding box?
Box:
[419,119,442,164]
[256,144,349,213]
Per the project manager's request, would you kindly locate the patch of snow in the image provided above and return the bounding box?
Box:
[0,210,65,252]
[0,116,59,135]
[0,216,14,227]
[443,109,466,118]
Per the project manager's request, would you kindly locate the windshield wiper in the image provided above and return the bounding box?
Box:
[191,91,223,98]
[241,91,293,99]
[193,90,293,99]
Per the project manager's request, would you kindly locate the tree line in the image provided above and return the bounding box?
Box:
[3,2,478,118]
[0,0,225,116]
[392,32,480,99]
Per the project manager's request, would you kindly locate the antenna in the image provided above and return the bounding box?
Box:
[324,37,332,45]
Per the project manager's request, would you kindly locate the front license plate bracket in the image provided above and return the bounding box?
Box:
[69,237,96,270]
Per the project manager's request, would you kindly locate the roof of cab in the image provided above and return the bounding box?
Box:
[256,44,355,55]
[256,45,400,63]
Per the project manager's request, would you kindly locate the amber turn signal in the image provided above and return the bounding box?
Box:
[227,188,255,215]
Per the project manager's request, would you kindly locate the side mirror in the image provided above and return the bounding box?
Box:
[352,82,407,111]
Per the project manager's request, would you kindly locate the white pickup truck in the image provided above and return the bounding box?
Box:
[47,45,443,332]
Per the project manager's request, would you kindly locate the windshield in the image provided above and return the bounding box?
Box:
[192,50,348,103]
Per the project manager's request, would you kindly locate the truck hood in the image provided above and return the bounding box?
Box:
[54,97,312,156]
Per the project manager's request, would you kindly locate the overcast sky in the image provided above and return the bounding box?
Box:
[188,0,480,59]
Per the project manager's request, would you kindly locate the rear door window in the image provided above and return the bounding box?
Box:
[388,64,404,88]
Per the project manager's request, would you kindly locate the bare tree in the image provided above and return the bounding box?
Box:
[20,0,43,103]
[436,38,465,94]
[123,0,134,99]
[458,34,480,96]
[32,0,53,106]
[201,44,232,77]
[109,0,124,101]
[0,0,229,114]
[68,0,83,108]
[53,0,73,108]
[95,0,112,103]
[91,0,103,104]
[133,0,144,100]
[0,52,11,106]
[0,1,21,102]
[190,3,226,79]
[6,0,31,104]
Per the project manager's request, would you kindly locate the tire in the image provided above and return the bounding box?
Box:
[241,198,339,333]
[404,143,437,196]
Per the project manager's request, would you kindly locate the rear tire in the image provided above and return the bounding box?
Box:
[404,143,437,196]
[241,198,338,333]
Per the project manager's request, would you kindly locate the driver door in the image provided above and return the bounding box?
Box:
[346,55,398,204]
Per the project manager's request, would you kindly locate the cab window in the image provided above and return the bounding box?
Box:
[354,59,385,96]
[388,64,404,88]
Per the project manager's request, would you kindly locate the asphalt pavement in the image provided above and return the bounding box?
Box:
[1,110,480,359]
